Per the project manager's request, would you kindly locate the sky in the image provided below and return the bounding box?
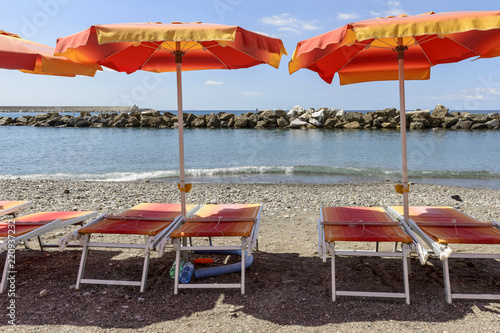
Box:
[1,0,500,111]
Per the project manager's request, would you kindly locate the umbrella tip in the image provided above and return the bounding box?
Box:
[169,21,203,25]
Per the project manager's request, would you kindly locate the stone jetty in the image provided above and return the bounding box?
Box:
[0,104,498,130]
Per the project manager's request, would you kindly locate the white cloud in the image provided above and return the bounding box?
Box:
[428,87,500,101]
[337,12,359,21]
[370,1,407,18]
[205,80,223,85]
[238,92,263,96]
[259,13,321,33]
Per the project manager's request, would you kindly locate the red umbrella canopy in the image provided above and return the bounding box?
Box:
[55,21,287,73]
[0,30,100,76]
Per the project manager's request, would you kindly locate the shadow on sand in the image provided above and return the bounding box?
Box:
[1,249,499,329]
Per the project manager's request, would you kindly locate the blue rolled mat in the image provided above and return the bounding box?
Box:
[194,255,254,279]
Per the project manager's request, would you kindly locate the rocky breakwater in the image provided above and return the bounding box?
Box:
[0,104,499,130]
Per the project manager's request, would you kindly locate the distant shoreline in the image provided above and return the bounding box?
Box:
[0,106,134,113]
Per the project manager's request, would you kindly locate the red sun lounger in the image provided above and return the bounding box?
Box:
[388,206,500,303]
[0,200,32,217]
[0,210,97,293]
[167,204,262,295]
[59,203,197,292]
[319,206,427,304]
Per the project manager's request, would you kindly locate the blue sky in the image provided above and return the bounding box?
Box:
[1,0,500,111]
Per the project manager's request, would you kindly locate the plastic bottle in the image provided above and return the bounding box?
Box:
[179,262,195,283]
[169,259,185,279]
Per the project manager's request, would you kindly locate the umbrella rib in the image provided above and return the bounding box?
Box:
[336,45,367,73]
[97,42,161,65]
[138,43,165,71]
[202,43,271,69]
[440,35,482,58]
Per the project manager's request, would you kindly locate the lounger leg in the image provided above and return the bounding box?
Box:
[37,236,44,251]
[174,240,181,295]
[140,252,150,293]
[375,242,379,252]
[443,258,452,304]
[0,251,12,293]
[241,238,246,295]
[330,243,336,302]
[76,244,90,290]
[402,244,410,305]
[182,237,188,263]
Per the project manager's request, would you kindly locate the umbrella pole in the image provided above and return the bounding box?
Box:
[174,43,187,219]
[397,38,410,224]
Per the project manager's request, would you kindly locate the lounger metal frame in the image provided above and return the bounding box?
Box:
[387,206,500,303]
[0,211,98,293]
[170,204,262,295]
[318,207,427,304]
[60,205,200,292]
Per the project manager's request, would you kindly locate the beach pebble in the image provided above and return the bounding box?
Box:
[39,289,48,297]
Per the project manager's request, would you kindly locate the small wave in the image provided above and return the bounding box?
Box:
[1,166,499,182]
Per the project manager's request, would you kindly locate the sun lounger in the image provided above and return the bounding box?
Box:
[0,210,97,293]
[59,203,198,292]
[167,204,262,295]
[319,206,427,304]
[387,206,500,303]
[0,200,32,217]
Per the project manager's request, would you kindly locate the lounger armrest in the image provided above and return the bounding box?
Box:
[156,216,187,257]
[58,214,106,251]
[386,206,452,261]
[58,231,79,251]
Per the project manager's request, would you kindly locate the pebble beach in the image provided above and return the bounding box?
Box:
[1,179,500,332]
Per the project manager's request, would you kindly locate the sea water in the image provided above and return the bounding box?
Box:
[1,111,500,189]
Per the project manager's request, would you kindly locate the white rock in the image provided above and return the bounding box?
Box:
[486,119,499,128]
[311,110,325,121]
[289,119,308,128]
[298,113,311,121]
[308,118,322,127]
[288,105,306,118]
[335,109,346,117]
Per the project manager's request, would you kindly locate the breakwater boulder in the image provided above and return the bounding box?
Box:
[0,105,499,130]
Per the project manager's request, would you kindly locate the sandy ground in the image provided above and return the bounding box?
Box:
[0,179,499,332]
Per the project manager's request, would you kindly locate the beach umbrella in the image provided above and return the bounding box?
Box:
[289,10,500,223]
[0,29,100,76]
[55,22,287,217]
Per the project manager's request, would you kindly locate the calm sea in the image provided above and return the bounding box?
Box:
[1,110,500,190]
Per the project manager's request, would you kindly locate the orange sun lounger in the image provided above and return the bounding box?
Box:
[59,203,197,292]
[0,210,97,293]
[0,200,32,217]
[388,206,500,303]
[319,207,427,304]
[167,204,262,295]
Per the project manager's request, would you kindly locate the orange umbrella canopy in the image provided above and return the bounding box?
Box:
[55,22,287,73]
[54,21,287,218]
[289,11,500,85]
[0,30,100,76]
